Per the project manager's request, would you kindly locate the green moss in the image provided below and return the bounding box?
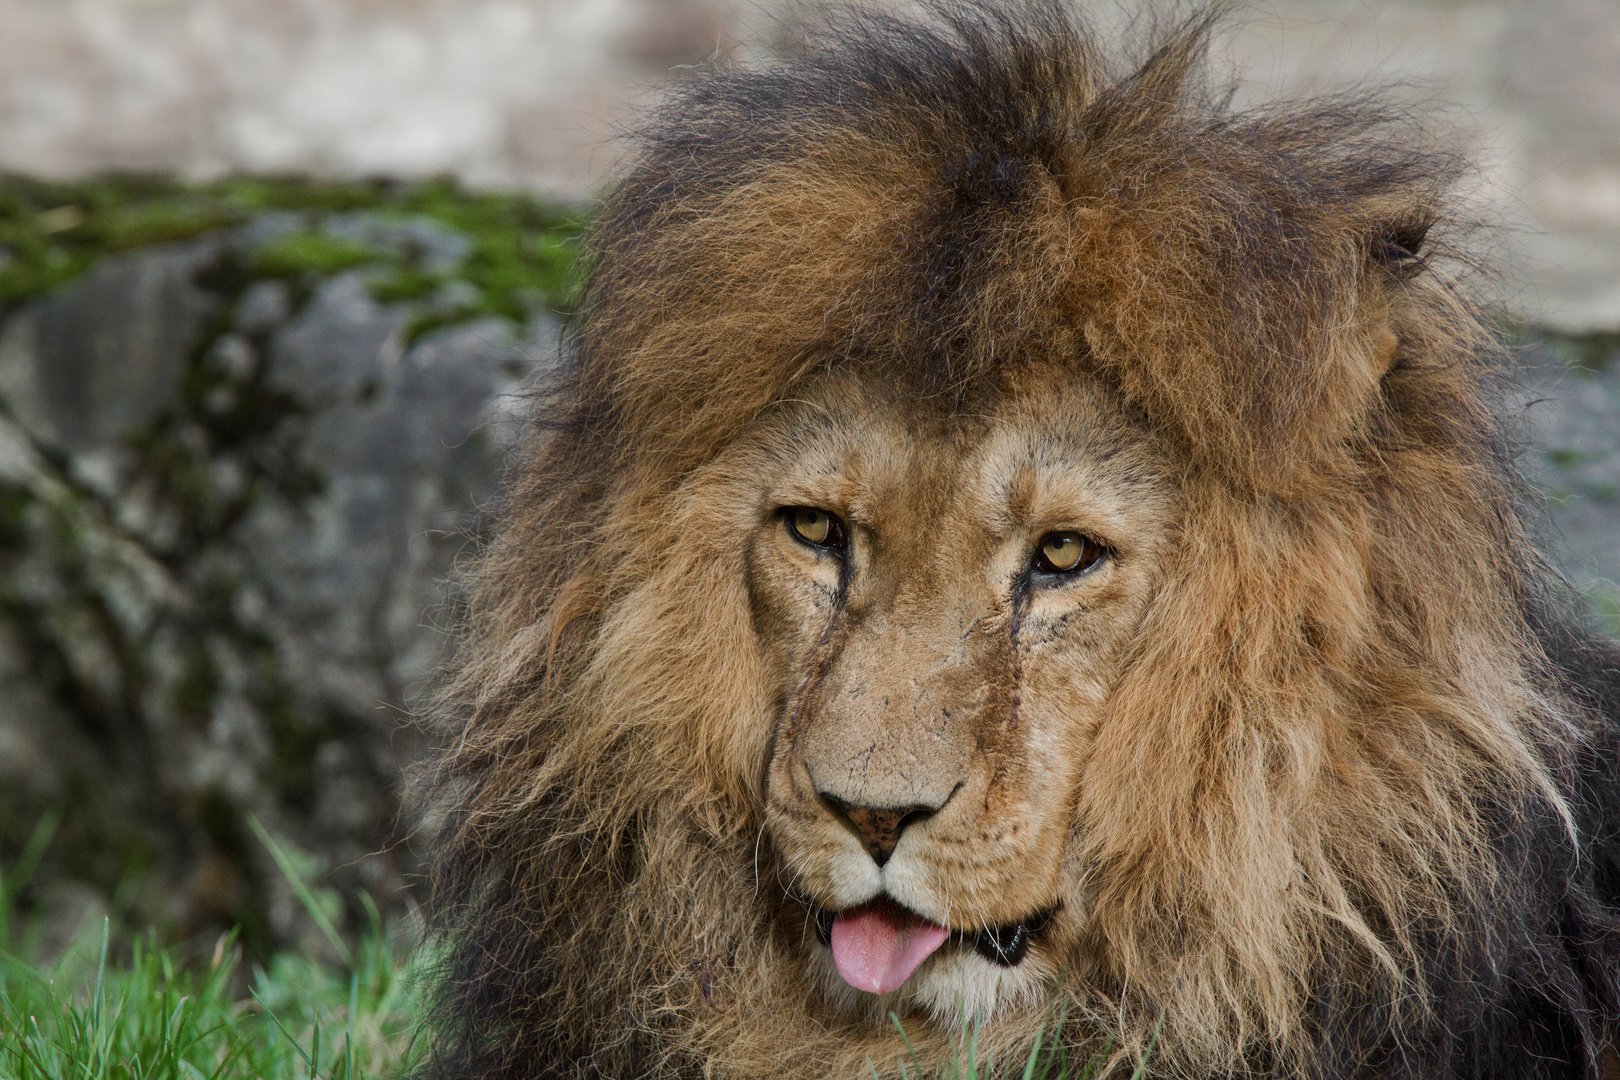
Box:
[0,173,584,330]
[1593,587,1620,640]
[0,489,29,537]
[366,267,440,303]
[1542,328,1620,374]
[0,176,240,311]
[1546,448,1586,469]
[254,232,386,278]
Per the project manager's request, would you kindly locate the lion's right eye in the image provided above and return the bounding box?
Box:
[1032,531,1105,577]
[785,507,846,551]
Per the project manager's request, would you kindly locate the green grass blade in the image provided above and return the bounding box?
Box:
[203,1029,256,1080]
[252,987,318,1075]
[91,917,112,1076]
[1128,1011,1165,1080]
[1019,1023,1047,1080]
[93,918,110,1018]
[889,1011,924,1080]
[246,814,352,965]
[345,971,358,1080]
[0,812,59,955]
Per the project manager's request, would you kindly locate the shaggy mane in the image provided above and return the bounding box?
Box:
[418,4,1620,1079]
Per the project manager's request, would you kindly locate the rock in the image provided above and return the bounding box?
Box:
[234,280,294,338]
[1519,337,1620,636]
[0,210,560,955]
[323,212,472,273]
[0,241,219,451]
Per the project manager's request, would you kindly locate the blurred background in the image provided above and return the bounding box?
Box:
[0,0,1616,990]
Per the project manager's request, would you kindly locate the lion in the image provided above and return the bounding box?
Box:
[418,4,1620,1079]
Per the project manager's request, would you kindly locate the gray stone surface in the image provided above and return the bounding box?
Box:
[0,212,556,952]
[0,242,219,450]
[1520,338,1620,635]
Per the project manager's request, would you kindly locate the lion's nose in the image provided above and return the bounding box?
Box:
[820,794,938,868]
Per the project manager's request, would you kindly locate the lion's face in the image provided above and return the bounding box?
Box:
[743,370,1176,1023]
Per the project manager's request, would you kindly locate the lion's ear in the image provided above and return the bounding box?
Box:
[1062,199,1434,497]
[1361,214,1445,382]
[1369,326,1400,382]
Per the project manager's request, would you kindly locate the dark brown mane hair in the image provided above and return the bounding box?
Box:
[417,4,1620,1078]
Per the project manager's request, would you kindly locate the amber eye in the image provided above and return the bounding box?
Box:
[786,507,845,550]
[1034,531,1104,576]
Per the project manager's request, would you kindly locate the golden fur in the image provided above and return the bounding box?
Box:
[420,5,1620,1078]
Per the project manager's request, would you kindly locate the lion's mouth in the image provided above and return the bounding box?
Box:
[810,897,1052,992]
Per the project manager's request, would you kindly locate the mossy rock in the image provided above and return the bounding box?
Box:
[0,174,583,334]
[0,174,580,958]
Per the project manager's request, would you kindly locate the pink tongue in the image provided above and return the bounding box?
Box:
[830,899,951,994]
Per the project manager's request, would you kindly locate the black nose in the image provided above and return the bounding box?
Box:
[820,795,937,867]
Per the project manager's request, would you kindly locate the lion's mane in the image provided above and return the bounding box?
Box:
[420,5,1620,1078]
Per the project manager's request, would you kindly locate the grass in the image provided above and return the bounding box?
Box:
[1,926,1137,1080]
[0,816,1135,1080]
[6,812,1129,1079]
[0,816,427,1080]
[0,918,426,1080]
[0,921,1139,1080]
[874,1001,1149,1080]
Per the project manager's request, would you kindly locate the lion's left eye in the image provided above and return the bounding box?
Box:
[785,507,847,552]
[1033,531,1105,576]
